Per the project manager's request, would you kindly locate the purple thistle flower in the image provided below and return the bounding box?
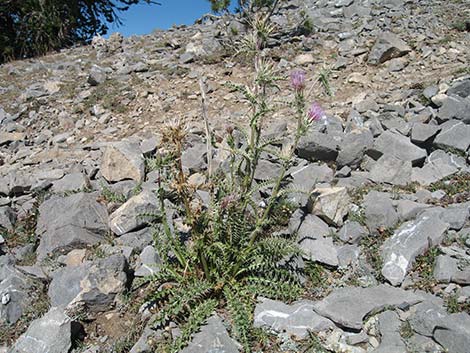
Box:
[307,102,325,122]
[290,70,306,92]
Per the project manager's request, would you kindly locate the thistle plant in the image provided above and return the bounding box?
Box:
[145,21,325,353]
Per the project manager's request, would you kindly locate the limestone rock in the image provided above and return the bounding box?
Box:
[309,187,350,226]
[254,298,334,339]
[48,254,128,311]
[368,32,411,65]
[36,193,108,260]
[381,214,449,286]
[313,285,421,331]
[109,190,158,236]
[10,307,73,353]
[101,142,145,183]
[180,315,241,353]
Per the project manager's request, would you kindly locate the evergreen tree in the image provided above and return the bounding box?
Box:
[0,0,158,63]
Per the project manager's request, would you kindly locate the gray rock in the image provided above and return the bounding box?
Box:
[447,79,470,98]
[289,163,333,206]
[51,173,88,193]
[409,301,447,337]
[9,307,72,353]
[180,315,241,353]
[181,142,207,173]
[369,155,412,186]
[335,166,351,178]
[254,159,281,181]
[433,120,470,153]
[438,96,470,123]
[115,227,153,253]
[395,200,430,221]
[363,191,398,233]
[411,158,459,186]
[290,163,334,192]
[368,32,411,65]
[337,244,360,268]
[0,263,33,324]
[88,65,106,86]
[433,313,470,353]
[101,142,145,183]
[338,221,368,244]
[336,129,374,168]
[296,214,338,266]
[434,255,459,283]
[109,190,158,236]
[313,285,421,331]
[299,235,339,267]
[0,206,16,230]
[452,268,470,285]
[48,254,128,311]
[381,214,449,286]
[374,311,407,353]
[368,130,427,166]
[36,193,108,260]
[134,245,161,277]
[253,298,334,339]
[297,131,340,162]
[309,187,350,226]
[411,123,441,145]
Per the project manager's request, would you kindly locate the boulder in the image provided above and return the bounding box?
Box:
[374,311,407,353]
[369,155,412,186]
[88,65,106,86]
[336,129,374,168]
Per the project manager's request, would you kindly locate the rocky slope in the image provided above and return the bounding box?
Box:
[0,0,470,352]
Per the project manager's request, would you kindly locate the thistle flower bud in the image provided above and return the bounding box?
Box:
[290,70,306,92]
[307,102,325,122]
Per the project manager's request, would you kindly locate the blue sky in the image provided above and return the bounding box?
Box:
[107,0,236,37]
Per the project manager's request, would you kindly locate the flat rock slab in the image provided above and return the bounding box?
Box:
[254,298,334,339]
[381,214,449,286]
[180,315,241,353]
[313,285,421,331]
[369,154,412,186]
[36,193,108,260]
[369,130,427,166]
[9,307,72,353]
